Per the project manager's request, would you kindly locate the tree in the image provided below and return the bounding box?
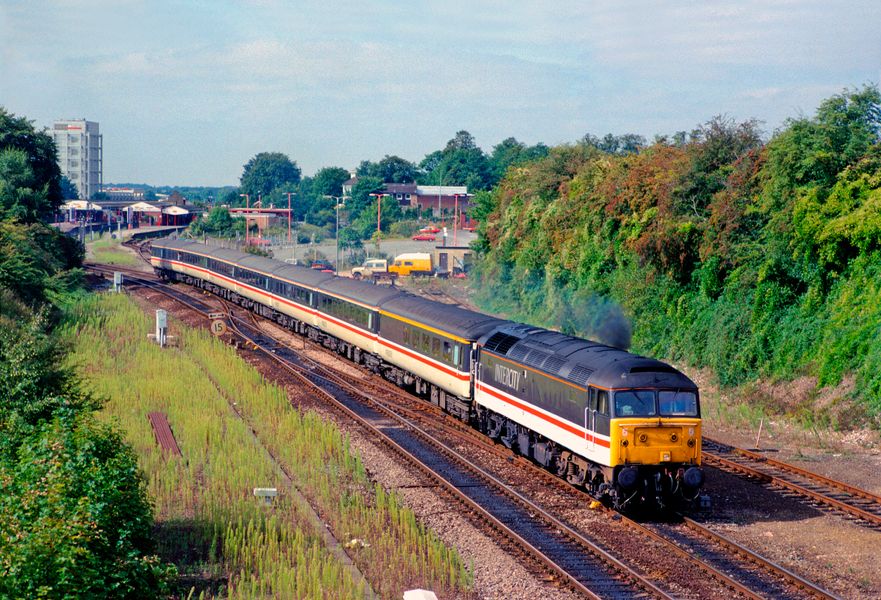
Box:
[445,130,477,152]
[188,206,240,237]
[240,152,302,199]
[0,108,62,213]
[60,176,78,200]
[347,176,385,217]
[311,166,350,197]
[490,137,550,180]
[581,132,646,155]
[357,156,419,183]
[419,131,495,190]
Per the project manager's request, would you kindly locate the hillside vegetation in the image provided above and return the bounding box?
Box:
[472,86,881,428]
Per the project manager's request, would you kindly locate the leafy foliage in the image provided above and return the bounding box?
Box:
[0,107,174,595]
[357,155,419,183]
[0,108,62,218]
[239,152,302,199]
[473,86,881,424]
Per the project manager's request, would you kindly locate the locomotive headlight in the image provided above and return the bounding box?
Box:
[687,438,695,448]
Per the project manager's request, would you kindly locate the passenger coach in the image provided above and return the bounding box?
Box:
[151,238,704,510]
[151,239,505,415]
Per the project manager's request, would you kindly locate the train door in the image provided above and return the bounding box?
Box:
[585,387,597,452]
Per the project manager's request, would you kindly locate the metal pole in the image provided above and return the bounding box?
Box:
[287,192,292,243]
[335,201,340,272]
[453,194,459,246]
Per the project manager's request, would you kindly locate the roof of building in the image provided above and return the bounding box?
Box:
[415,185,468,196]
[384,183,417,194]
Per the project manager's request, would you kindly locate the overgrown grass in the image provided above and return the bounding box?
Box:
[61,293,473,598]
[87,232,140,266]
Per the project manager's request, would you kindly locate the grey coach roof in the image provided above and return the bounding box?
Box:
[319,277,403,306]
[380,294,508,340]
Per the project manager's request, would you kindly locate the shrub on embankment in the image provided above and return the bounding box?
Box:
[471,86,881,427]
[0,107,174,597]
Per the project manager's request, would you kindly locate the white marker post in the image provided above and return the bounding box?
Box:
[155,309,167,348]
[253,487,278,505]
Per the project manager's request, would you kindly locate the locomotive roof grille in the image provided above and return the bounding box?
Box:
[568,365,594,386]
[524,349,551,368]
[483,332,521,354]
[542,356,567,374]
[509,345,529,360]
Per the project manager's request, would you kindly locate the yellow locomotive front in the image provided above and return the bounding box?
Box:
[606,388,704,510]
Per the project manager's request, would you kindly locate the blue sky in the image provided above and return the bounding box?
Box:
[2,1,880,186]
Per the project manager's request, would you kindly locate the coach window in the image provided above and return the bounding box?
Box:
[596,390,609,416]
[431,337,441,358]
[452,344,461,369]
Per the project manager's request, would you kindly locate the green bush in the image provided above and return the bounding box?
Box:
[472,86,881,424]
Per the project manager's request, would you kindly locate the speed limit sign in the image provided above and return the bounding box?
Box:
[210,319,227,336]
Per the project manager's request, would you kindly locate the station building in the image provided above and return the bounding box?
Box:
[60,198,197,228]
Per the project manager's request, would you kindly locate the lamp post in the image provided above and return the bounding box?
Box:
[453,193,463,246]
[239,193,249,246]
[323,195,343,272]
[369,192,384,236]
[285,192,295,244]
[436,168,445,222]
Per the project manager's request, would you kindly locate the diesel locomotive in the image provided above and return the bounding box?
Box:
[151,238,704,510]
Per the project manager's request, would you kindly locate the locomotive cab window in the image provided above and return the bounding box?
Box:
[659,390,698,417]
[614,390,656,417]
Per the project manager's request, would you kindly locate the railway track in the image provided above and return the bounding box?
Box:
[84,264,660,597]
[221,303,669,599]
[86,257,843,598]
[224,299,842,600]
[703,438,881,529]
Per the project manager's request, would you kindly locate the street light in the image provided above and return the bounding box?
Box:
[239,193,250,246]
[436,168,445,221]
[323,195,344,272]
[453,193,464,246]
[285,192,295,244]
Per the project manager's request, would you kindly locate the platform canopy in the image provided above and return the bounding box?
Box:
[162,206,189,215]
[61,200,102,210]
[129,201,161,212]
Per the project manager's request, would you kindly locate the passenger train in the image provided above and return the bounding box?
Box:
[151,239,704,510]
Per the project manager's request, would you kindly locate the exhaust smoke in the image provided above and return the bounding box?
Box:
[557,290,632,350]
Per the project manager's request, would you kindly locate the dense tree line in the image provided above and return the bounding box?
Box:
[0,108,173,596]
[471,86,881,428]
[211,130,553,242]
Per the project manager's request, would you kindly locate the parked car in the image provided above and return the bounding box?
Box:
[412,233,436,241]
[310,259,334,272]
[351,258,391,280]
[419,225,441,233]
